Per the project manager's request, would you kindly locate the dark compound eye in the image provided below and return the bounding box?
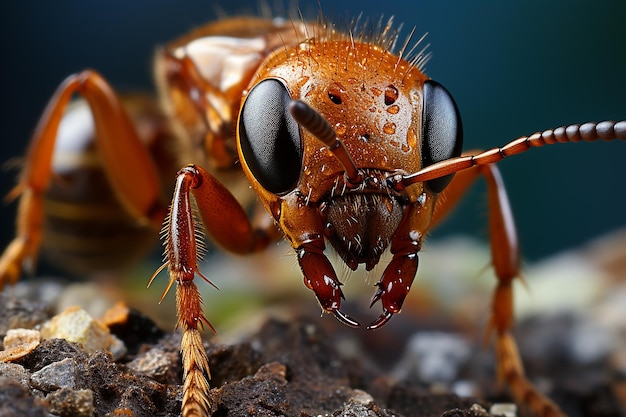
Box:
[421,79,463,193]
[238,78,303,194]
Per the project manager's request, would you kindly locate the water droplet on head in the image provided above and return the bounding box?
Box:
[386,104,400,114]
[383,122,396,135]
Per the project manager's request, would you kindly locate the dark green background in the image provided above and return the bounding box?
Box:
[1,0,624,266]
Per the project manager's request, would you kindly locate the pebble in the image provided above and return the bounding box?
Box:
[392,331,472,384]
[0,328,41,362]
[489,403,517,417]
[40,305,126,360]
[126,347,172,383]
[30,357,77,391]
[46,387,94,417]
[0,362,30,387]
[349,389,375,406]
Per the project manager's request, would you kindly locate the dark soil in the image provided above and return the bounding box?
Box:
[0,289,492,417]
[0,256,625,417]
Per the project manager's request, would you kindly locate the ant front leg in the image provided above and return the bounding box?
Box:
[149,164,275,417]
[431,162,565,417]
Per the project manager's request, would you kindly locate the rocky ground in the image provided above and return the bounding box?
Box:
[1,231,626,416]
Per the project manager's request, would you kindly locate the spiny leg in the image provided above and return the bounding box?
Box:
[149,165,213,417]
[177,281,212,417]
[149,164,275,417]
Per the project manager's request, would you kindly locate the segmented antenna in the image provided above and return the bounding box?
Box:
[289,100,361,184]
[392,120,626,189]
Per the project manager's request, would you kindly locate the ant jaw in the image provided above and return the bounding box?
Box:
[329,306,395,330]
[367,284,396,330]
[366,310,394,330]
[332,309,361,328]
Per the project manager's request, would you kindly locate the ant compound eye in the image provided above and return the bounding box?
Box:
[421,79,463,193]
[239,78,303,194]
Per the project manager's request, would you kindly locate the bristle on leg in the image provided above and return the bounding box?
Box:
[177,280,212,417]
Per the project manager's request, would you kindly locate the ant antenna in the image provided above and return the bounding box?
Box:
[389,120,626,190]
[289,100,361,185]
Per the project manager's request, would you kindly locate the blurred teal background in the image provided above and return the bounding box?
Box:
[1,0,624,267]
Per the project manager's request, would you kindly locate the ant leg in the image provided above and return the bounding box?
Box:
[0,70,164,290]
[481,164,565,417]
[417,160,566,416]
[149,163,277,417]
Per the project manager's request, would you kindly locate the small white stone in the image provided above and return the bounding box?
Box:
[40,306,126,360]
[490,403,517,417]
